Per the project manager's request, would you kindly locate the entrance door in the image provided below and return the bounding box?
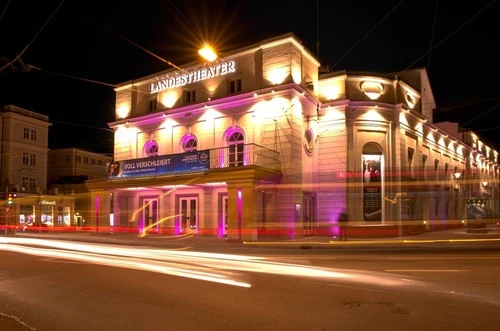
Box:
[142,198,159,232]
[303,194,315,235]
[179,197,198,234]
[220,195,228,236]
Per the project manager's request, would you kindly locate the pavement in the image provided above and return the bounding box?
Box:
[6,223,500,250]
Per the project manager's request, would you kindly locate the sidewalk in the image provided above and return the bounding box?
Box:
[10,224,500,250]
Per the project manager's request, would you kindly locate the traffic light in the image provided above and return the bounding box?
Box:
[7,193,16,205]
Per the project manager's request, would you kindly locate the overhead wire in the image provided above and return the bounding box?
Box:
[403,0,496,71]
[0,0,66,72]
[426,0,439,72]
[0,0,12,23]
[329,0,406,71]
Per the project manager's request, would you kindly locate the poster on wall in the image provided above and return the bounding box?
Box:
[363,155,382,221]
[107,150,210,179]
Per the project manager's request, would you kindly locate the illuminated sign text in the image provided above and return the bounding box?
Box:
[150,61,236,94]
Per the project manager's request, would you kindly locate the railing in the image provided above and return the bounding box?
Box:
[209,143,281,171]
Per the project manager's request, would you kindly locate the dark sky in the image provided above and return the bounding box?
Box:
[0,0,498,155]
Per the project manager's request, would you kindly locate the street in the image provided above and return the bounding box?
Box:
[1,235,499,330]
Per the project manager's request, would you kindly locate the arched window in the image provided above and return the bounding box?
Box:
[227,130,245,167]
[144,140,159,157]
[181,135,198,152]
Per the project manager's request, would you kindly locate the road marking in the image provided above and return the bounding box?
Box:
[385,269,470,272]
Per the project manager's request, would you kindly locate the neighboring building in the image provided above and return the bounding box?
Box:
[85,33,499,240]
[48,148,112,183]
[0,104,75,227]
[48,148,112,227]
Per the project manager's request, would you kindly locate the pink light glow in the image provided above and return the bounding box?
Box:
[237,189,242,240]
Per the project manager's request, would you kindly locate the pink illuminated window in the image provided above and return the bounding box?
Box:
[181,135,198,152]
[228,131,244,167]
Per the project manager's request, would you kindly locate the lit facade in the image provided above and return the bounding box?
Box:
[86,33,499,240]
[0,105,75,228]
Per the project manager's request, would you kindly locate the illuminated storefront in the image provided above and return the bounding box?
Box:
[85,33,499,240]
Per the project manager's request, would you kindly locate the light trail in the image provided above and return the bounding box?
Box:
[1,237,423,288]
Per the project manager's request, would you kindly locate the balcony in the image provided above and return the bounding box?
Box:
[209,144,281,171]
[108,143,281,180]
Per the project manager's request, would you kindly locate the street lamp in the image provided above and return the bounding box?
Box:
[198,45,217,62]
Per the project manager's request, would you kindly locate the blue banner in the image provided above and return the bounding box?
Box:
[108,150,210,178]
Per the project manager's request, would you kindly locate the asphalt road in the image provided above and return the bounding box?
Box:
[1,235,499,331]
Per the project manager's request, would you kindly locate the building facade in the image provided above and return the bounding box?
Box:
[85,33,499,240]
[0,105,75,228]
[48,148,111,228]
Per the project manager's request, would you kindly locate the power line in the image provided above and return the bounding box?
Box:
[403,0,496,71]
[0,0,66,72]
[0,0,12,23]
[461,103,500,127]
[103,26,187,73]
[329,0,405,71]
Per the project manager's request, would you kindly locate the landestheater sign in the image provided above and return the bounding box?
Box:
[150,61,236,93]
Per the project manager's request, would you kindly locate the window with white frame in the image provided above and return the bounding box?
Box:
[228,130,244,167]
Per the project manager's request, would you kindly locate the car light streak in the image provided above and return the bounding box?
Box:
[1,237,422,288]
[2,243,252,288]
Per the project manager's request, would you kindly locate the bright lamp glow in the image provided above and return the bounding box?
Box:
[199,46,217,62]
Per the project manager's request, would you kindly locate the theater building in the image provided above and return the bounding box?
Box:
[86,33,499,240]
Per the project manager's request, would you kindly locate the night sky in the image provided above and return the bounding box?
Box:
[0,0,498,155]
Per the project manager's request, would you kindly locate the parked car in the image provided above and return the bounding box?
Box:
[18,221,49,233]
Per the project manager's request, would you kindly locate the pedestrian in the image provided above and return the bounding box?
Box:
[338,212,348,241]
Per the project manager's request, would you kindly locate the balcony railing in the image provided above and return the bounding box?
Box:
[209,144,281,171]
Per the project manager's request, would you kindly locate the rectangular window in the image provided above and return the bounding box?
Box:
[434,159,439,181]
[30,129,37,141]
[98,160,103,166]
[30,154,36,166]
[22,152,29,165]
[228,79,242,94]
[183,89,196,104]
[22,177,36,192]
[148,98,158,112]
[91,159,96,165]
[422,155,428,182]
[407,147,414,178]
[23,128,30,139]
[84,157,89,164]
[64,155,70,163]
[76,155,81,163]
